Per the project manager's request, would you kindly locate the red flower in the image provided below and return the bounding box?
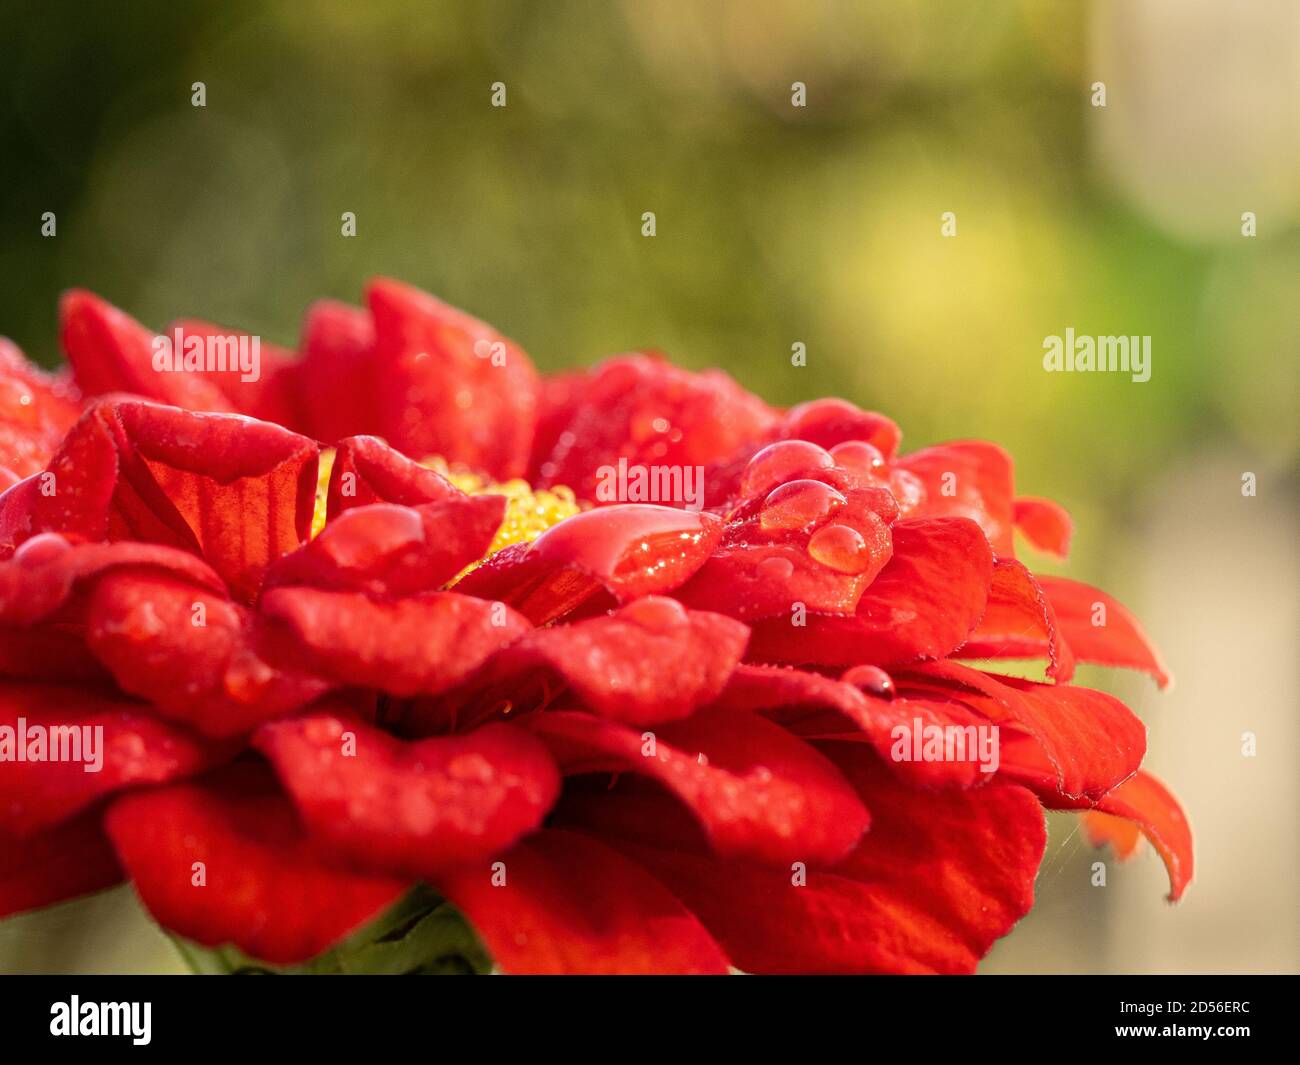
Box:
[0,280,1190,974]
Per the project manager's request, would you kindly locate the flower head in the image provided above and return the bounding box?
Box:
[0,279,1189,973]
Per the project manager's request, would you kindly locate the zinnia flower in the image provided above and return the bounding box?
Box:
[0,278,1191,974]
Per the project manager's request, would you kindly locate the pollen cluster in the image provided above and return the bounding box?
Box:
[308,446,580,558]
[423,456,583,559]
[311,448,336,539]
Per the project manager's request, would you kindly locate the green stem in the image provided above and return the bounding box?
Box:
[170,886,494,975]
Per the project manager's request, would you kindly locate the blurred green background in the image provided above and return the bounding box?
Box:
[1,0,1296,973]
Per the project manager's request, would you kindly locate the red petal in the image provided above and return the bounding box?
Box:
[59,291,233,411]
[676,485,896,619]
[1081,809,1143,860]
[291,299,380,442]
[0,681,221,835]
[958,556,1076,682]
[105,765,410,964]
[608,744,1044,974]
[0,533,224,625]
[367,278,539,480]
[255,713,559,877]
[714,663,994,790]
[1014,496,1072,558]
[895,440,1015,555]
[84,569,328,737]
[746,517,993,667]
[0,475,43,557]
[535,354,777,501]
[326,435,462,515]
[455,504,723,625]
[525,370,591,482]
[15,399,319,600]
[523,708,869,866]
[0,811,122,918]
[0,536,231,690]
[264,496,505,598]
[1038,576,1171,687]
[163,319,300,425]
[903,661,1146,802]
[0,338,82,478]
[1088,770,1193,901]
[448,597,749,727]
[0,625,109,682]
[259,587,530,697]
[513,597,748,724]
[436,829,730,974]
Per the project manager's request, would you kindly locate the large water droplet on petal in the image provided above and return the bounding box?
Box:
[739,440,834,499]
[759,479,846,532]
[530,504,723,600]
[829,440,885,476]
[807,523,874,574]
[621,595,689,632]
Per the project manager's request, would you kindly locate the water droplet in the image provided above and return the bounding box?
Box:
[739,440,834,499]
[622,595,689,632]
[807,523,873,574]
[530,505,721,604]
[842,664,895,698]
[13,532,71,566]
[756,555,795,580]
[829,441,885,476]
[759,479,845,531]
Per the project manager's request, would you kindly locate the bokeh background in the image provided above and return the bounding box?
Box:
[1,0,1296,973]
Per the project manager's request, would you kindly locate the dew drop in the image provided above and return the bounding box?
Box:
[13,532,71,566]
[807,523,873,574]
[756,555,795,580]
[739,440,834,499]
[842,664,895,698]
[829,441,885,476]
[622,595,689,632]
[759,479,845,531]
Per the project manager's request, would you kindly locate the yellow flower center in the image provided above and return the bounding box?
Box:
[307,449,580,570]
[423,456,583,564]
[310,448,336,539]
